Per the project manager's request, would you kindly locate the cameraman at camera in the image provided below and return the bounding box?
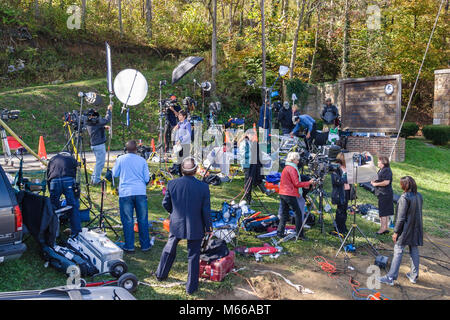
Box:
[278,101,294,135]
[290,113,317,151]
[163,95,181,158]
[321,98,340,130]
[330,152,352,236]
[46,152,82,237]
[86,104,112,185]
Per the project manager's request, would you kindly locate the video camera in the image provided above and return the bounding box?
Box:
[160,95,181,114]
[64,110,97,131]
[0,108,20,121]
[182,97,198,111]
[308,154,339,179]
[352,152,372,166]
[271,101,282,113]
[121,143,151,160]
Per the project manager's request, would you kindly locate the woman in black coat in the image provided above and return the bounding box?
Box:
[371,156,394,234]
[378,176,423,286]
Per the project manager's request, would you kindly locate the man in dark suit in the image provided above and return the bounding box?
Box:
[155,157,212,295]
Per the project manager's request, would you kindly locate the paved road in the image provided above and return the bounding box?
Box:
[1,150,124,173]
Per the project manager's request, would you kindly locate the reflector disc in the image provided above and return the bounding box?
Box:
[113,69,148,106]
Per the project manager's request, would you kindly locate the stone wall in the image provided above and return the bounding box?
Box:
[433,69,450,126]
[299,82,340,119]
[346,136,405,162]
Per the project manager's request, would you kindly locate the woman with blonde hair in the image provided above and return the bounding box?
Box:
[277,152,314,239]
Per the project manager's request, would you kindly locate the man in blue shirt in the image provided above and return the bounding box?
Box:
[112,140,151,253]
[291,114,317,151]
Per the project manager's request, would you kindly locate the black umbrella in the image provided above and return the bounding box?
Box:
[172,56,204,84]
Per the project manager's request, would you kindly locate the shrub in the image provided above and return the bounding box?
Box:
[422,125,450,145]
[315,119,324,130]
[400,122,419,138]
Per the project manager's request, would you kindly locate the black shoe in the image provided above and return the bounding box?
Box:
[123,248,135,254]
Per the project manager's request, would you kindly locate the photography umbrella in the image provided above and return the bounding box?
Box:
[172,56,204,84]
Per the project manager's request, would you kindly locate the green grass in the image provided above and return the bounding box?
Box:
[1,138,448,299]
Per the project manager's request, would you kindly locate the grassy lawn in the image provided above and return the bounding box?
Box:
[0,137,448,299]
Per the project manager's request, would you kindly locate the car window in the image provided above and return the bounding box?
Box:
[0,168,14,207]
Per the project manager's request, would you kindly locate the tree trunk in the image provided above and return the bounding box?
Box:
[327,0,335,46]
[212,0,218,85]
[261,0,267,88]
[81,0,86,29]
[146,0,152,39]
[289,0,306,79]
[280,0,289,42]
[118,0,124,37]
[34,0,39,19]
[341,0,350,79]
[229,1,233,34]
[309,4,321,83]
[239,10,243,35]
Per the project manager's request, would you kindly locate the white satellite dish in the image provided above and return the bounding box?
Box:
[113,69,148,106]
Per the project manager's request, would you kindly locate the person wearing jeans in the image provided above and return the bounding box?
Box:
[378,176,423,286]
[112,140,151,252]
[86,104,112,185]
[46,152,81,237]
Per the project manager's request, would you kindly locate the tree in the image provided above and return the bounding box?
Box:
[81,0,87,29]
[118,0,124,37]
[145,0,152,39]
[212,0,217,85]
[289,0,306,78]
[261,0,267,88]
[341,0,350,78]
[309,3,321,83]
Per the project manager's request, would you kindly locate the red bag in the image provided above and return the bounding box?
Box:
[199,250,235,282]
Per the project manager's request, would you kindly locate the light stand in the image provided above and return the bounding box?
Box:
[335,165,380,259]
[158,80,168,169]
[0,123,13,166]
[85,179,120,238]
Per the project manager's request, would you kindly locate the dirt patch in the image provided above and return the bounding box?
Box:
[215,234,450,300]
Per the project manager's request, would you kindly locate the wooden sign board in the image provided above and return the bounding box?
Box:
[339,75,402,132]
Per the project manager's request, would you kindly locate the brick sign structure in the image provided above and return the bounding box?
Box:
[339,75,402,132]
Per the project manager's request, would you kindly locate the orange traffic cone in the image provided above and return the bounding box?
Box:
[38,136,47,160]
[151,138,156,153]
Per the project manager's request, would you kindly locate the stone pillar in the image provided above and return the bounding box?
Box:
[433,69,450,125]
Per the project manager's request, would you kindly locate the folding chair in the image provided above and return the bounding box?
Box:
[211,201,252,247]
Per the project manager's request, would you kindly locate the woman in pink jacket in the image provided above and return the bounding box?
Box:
[277,152,314,239]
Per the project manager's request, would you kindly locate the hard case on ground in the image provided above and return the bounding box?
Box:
[68,228,124,274]
[199,250,235,282]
